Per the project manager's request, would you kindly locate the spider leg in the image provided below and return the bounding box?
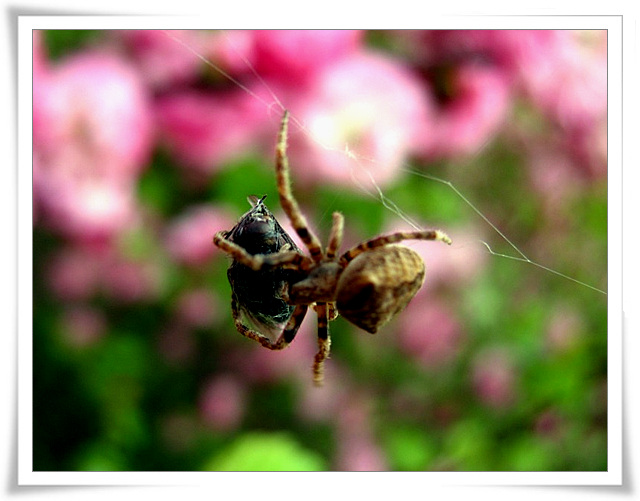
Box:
[232,295,308,350]
[339,229,452,265]
[326,212,344,259]
[276,111,324,262]
[327,302,339,321]
[312,302,331,386]
[214,231,309,271]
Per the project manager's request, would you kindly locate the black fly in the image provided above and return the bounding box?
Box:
[223,195,302,335]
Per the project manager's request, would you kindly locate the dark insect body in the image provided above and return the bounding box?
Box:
[224,195,302,331]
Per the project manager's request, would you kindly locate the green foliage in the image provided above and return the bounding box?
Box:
[204,432,326,471]
[383,425,437,471]
[42,30,101,60]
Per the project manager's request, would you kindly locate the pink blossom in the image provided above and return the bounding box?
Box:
[58,304,107,348]
[397,296,464,368]
[155,88,270,177]
[251,30,363,86]
[34,50,153,178]
[37,176,140,243]
[100,257,163,303]
[412,30,560,73]
[563,120,608,178]
[336,435,388,471]
[199,374,247,432]
[520,30,607,134]
[528,145,585,211]
[119,30,259,87]
[296,367,347,422]
[534,409,564,439]
[282,51,430,188]
[415,63,512,158]
[545,306,584,354]
[45,242,164,304]
[33,48,154,241]
[46,246,102,301]
[116,30,210,88]
[164,205,234,266]
[334,391,387,471]
[202,30,258,77]
[516,30,608,179]
[173,287,220,329]
[32,31,51,138]
[471,348,517,409]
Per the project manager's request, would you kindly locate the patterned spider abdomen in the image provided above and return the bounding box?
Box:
[225,196,301,330]
[336,245,425,334]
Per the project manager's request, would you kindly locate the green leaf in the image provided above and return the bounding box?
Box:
[204,432,326,471]
[504,436,556,471]
[383,425,436,471]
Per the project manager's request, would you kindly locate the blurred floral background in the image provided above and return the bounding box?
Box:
[32,29,607,471]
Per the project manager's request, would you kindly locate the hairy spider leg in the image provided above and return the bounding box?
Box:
[339,229,452,265]
[231,296,308,350]
[276,110,324,262]
[313,302,331,386]
[326,212,344,259]
[213,231,309,271]
[324,212,344,324]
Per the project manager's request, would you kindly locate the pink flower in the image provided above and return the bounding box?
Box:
[415,63,512,159]
[119,30,259,87]
[520,30,607,134]
[116,30,210,88]
[174,287,220,329]
[251,30,363,86]
[563,118,608,178]
[534,409,564,439]
[46,246,102,301]
[334,391,387,471]
[164,205,234,266]
[282,51,430,188]
[33,50,153,179]
[471,348,517,409]
[58,304,107,348]
[37,176,140,243]
[202,30,259,77]
[336,435,387,471]
[527,144,588,212]
[155,88,269,177]
[397,296,464,368]
[33,48,154,241]
[199,375,247,432]
[45,242,164,304]
[32,31,51,138]
[413,30,560,73]
[545,306,584,354]
[100,256,164,304]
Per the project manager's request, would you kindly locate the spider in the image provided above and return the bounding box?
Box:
[214,110,452,386]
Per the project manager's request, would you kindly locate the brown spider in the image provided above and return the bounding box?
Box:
[214,110,452,386]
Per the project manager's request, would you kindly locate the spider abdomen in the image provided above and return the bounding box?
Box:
[336,245,425,334]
